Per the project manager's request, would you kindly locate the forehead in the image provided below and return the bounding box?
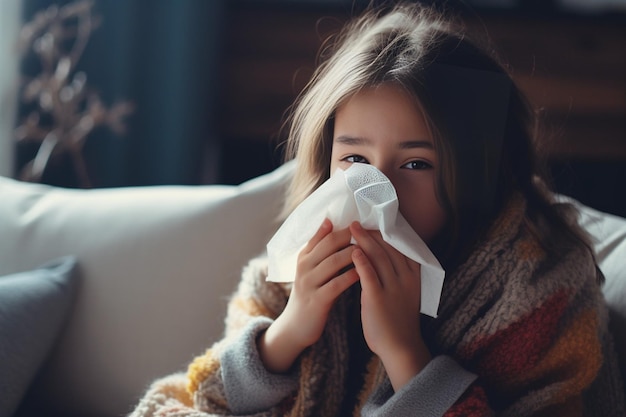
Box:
[334,84,431,141]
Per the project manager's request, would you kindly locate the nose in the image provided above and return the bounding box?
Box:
[372,162,395,184]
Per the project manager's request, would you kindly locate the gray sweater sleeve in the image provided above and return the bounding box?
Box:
[221,319,475,416]
[361,355,477,417]
[220,316,299,414]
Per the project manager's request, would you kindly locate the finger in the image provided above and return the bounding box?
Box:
[352,247,381,292]
[370,232,422,293]
[367,232,413,275]
[350,222,395,284]
[316,245,357,285]
[319,266,359,303]
[302,218,333,254]
[305,226,353,268]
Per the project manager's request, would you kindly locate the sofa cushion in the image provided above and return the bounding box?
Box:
[0,256,78,417]
[0,162,294,417]
[573,200,626,383]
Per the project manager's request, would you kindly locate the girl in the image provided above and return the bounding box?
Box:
[131,2,624,416]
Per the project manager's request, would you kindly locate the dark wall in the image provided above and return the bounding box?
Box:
[217,0,626,217]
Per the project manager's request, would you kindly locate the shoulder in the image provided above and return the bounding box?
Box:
[452,191,601,316]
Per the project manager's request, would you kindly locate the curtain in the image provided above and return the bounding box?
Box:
[16,0,225,187]
[0,0,22,178]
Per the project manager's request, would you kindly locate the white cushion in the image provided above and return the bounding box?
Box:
[0,161,295,416]
[570,199,626,381]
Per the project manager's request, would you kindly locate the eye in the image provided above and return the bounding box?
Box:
[403,160,432,170]
[342,155,369,164]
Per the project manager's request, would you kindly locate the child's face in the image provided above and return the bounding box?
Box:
[330,83,447,243]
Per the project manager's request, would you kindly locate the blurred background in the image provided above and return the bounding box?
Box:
[0,0,625,216]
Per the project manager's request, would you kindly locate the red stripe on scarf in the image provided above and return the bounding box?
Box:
[459,289,570,380]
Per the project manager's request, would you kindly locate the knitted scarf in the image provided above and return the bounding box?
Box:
[129,194,624,417]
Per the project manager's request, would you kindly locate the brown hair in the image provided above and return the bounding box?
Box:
[281,2,598,272]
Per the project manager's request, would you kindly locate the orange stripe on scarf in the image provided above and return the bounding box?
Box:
[232,296,273,318]
[508,308,602,402]
[187,349,220,395]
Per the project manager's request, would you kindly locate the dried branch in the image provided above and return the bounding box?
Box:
[15,0,133,188]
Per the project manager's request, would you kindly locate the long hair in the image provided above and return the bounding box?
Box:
[282,4,449,211]
[281,2,598,272]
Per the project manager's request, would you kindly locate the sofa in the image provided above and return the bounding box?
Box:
[1,160,625,417]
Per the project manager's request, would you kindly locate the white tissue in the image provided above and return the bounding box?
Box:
[266,163,445,318]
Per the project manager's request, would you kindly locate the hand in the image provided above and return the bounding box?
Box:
[259,218,359,373]
[350,221,431,390]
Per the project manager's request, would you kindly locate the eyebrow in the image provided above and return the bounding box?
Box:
[334,135,434,150]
